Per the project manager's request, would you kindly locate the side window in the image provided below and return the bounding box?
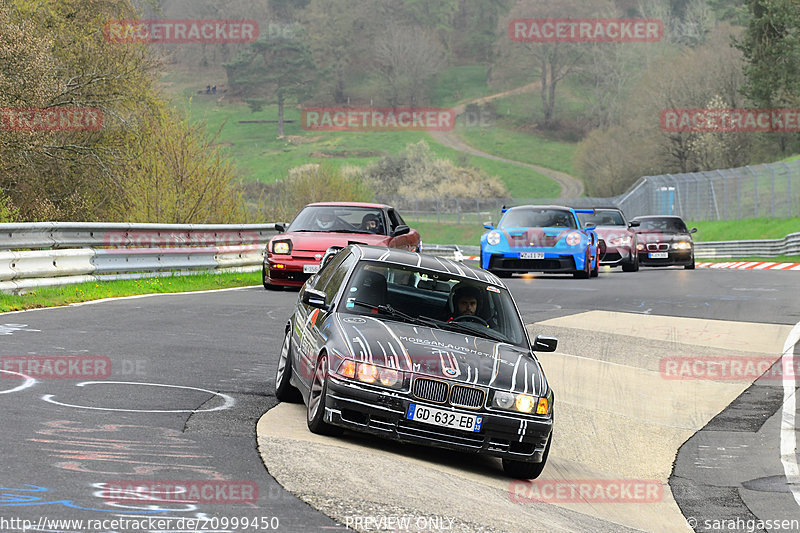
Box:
[321,254,357,302]
[387,209,402,230]
[311,250,350,291]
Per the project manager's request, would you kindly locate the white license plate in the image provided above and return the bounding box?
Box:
[303,264,320,274]
[520,252,545,259]
[406,403,482,433]
[648,252,669,259]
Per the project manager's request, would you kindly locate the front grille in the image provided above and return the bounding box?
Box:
[497,259,566,270]
[450,385,485,409]
[397,420,485,447]
[646,243,669,251]
[412,378,448,403]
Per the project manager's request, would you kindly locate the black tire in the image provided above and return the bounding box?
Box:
[275,328,302,403]
[590,253,599,277]
[306,355,343,436]
[502,435,551,479]
[622,254,639,272]
[685,256,695,270]
[573,249,590,279]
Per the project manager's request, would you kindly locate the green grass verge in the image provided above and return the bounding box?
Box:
[414,221,486,246]
[0,271,260,313]
[687,218,800,241]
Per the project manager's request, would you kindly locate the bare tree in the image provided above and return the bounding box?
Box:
[494,0,616,128]
[372,26,446,107]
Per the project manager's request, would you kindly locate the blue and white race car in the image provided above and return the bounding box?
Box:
[480,205,600,279]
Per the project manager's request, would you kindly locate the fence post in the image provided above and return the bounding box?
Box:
[782,161,793,218]
[717,170,727,220]
[747,166,758,218]
[456,198,461,225]
[769,163,775,218]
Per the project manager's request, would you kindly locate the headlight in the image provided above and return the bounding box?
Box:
[608,236,632,247]
[491,390,548,415]
[487,231,502,246]
[340,361,405,389]
[636,243,645,251]
[565,232,582,246]
[272,240,291,254]
[672,242,692,250]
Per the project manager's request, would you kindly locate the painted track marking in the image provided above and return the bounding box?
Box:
[41,381,235,413]
[0,369,37,394]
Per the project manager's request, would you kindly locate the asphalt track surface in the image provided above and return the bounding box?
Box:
[1,265,798,532]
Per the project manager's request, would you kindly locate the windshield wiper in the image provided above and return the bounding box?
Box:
[348,300,439,328]
[438,320,510,343]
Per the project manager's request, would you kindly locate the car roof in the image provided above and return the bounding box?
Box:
[631,215,684,220]
[352,245,504,286]
[506,204,572,211]
[306,201,390,209]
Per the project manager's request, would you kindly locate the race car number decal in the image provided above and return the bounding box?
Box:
[407,403,482,432]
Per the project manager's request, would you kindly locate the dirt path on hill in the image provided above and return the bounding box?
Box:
[431,81,585,199]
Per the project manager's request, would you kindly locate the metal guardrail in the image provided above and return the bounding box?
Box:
[1,222,797,292]
[0,223,278,292]
[694,232,800,258]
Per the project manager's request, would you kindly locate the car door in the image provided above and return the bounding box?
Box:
[295,250,356,387]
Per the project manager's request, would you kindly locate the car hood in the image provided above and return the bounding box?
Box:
[274,232,390,251]
[634,230,690,243]
[594,227,634,240]
[498,226,575,247]
[335,315,547,396]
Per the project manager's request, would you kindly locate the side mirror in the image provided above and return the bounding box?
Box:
[628,220,640,227]
[275,222,287,233]
[302,288,329,311]
[391,225,410,237]
[584,225,596,231]
[532,335,558,352]
[690,227,697,234]
[483,221,495,230]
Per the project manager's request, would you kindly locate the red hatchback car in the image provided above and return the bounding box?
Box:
[263,202,421,289]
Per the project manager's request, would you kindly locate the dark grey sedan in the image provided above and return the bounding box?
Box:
[274,244,557,479]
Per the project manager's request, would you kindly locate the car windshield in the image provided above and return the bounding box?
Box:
[577,210,626,226]
[340,261,528,348]
[288,206,386,234]
[499,208,577,229]
[636,218,688,232]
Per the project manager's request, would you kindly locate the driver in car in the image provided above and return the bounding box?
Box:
[444,283,486,323]
[360,213,381,233]
[315,211,336,230]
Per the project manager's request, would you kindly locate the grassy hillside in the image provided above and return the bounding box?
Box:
[162,66,581,198]
[688,217,800,241]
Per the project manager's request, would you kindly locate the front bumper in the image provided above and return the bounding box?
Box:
[265,254,320,287]
[323,377,552,463]
[483,251,580,274]
[638,249,693,266]
[600,246,634,266]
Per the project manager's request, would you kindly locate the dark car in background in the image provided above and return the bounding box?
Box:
[576,208,640,272]
[631,215,697,269]
[274,244,556,479]
[263,202,421,289]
